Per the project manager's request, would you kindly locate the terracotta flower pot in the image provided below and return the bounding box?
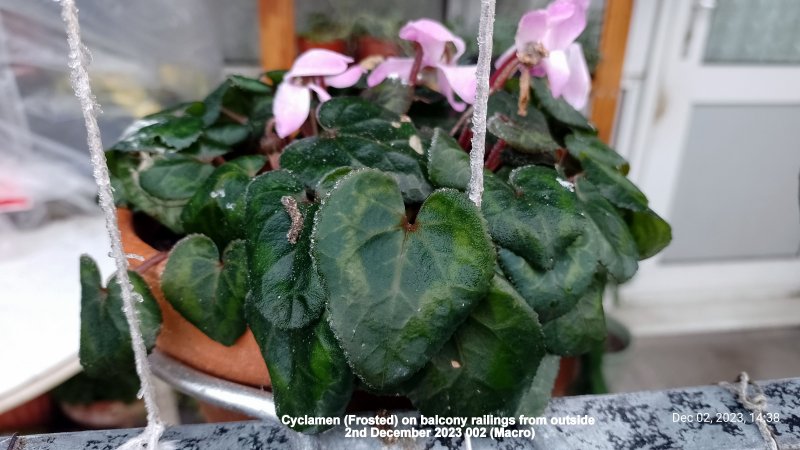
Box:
[355,35,399,60]
[0,394,52,432]
[297,37,348,55]
[60,400,146,429]
[553,357,579,397]
[117,208,270,389]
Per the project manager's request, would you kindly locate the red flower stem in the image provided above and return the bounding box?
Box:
[485,140,506,171]
[449,105,474,136]
[133,251,168,275]
[408,43,424,89]
[450,57,520,140]
[310,112,319,136]
[489,57,520,93]
[458,127,473,151]
[221,107,248,125]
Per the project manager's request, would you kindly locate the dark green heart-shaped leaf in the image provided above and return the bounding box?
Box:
[316,97,411,135]
[181,138,231,160]
[181,156,265,247]
[147,101,205,120]
[109,103,204,152]
[485,168,601,320]
[228,155,266,175]
[582,158,648,211]
[487,91,559,154]
[204,123,251,146]
[314,169,496,389]
[146,116,204,150]
[624,208,672,259]
[405,275,545,417]
[202,80,232,126]
[576,177,638,282]
[247,305,353,433]
[110,153,185,233]
[488,113,561,154]
[482,165,587,270]
[53,370,142,405]
[498,240,597,322]
[139,154,215,201]
[515,354,561,416]
[427,129,474,191]
[406,87,459,131]
[109,122,165,153]
[161,236,248,345]
[229,75,272,94]
[79,256,161,377]
[542,278,606,356]
[315,167,353,197]
[106,151,133,206]
[281,97,431,203]
[532,77,594,132]
[361,79,413,115]
[263,70,286,86]
[202,76,274,128]
[565,132,629,173]
[246,170,326,329]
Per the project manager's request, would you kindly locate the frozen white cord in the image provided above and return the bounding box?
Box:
[467,0,496,207]
[59,1,172,448]
[719,372,800,450]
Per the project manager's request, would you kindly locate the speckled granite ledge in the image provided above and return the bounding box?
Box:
[4,378,799,450]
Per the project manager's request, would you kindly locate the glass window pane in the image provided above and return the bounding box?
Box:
[704,0,800,64]
[662,105,800,263]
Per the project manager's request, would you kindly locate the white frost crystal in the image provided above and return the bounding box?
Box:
[467,0,497,207]
[58,1,171,448]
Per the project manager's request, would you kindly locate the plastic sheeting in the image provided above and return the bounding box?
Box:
[0,0,223,230]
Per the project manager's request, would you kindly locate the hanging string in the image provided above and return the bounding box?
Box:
[58,1,171,448]
[719,372,800,450]
[467,0,497,207]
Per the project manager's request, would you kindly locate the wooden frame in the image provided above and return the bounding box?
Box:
[258,0,297,71]
[591,0,635,143]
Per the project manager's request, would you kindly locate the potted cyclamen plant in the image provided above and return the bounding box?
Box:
[78,0,670,433]
[297,12,351,54]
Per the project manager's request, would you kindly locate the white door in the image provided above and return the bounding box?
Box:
[612,0,800,335]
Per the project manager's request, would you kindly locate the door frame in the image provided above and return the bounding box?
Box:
[611,0,800,335]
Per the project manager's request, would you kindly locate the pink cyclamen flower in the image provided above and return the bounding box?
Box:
[273,49,364,138]
[496,0,591,109]
[367,19,476,112]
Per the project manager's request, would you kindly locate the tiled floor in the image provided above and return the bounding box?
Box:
[607,326,800,393]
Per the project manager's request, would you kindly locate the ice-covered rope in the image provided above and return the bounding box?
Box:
[467,0,496,207]
[719,372,800,450]
[58,1,172,448]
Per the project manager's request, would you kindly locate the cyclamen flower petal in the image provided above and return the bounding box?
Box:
[560,43,591,109]
[514,10,549,52]
[494,45,517,70]
[325,65,364,88]
[274,82,311,138]
[437,65,477,112]
[367,18,475,111]
[286,49,354,78]
[543,0,588,51]
[496,0,591,109]
[307,83,331,102]
[273,49,362,137]
[543,49,570,98]
[367,57,415,87]
[399,19,466,65]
